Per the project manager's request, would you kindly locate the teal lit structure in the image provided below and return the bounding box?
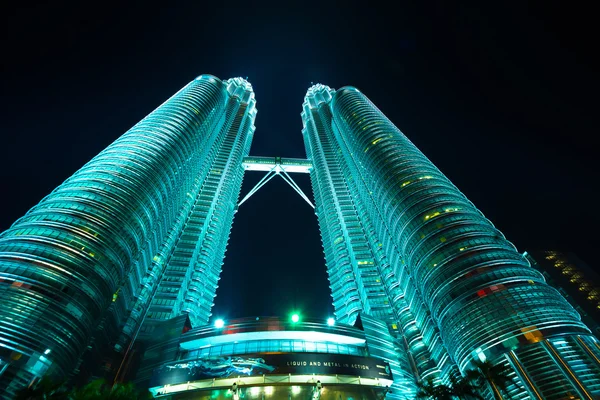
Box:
[2,75,600,399]
[302,84,600,398]
[136,316,398,399]
[0,76,256,397]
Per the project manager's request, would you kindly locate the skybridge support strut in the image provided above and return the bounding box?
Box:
[237,156,314,210]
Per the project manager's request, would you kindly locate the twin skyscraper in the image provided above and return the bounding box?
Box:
[1,75,599,398]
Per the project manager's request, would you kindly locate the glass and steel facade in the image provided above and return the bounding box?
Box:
[3,75,600,399]
[303,85,453,391]
[302,84,600,398]
[0,75,256,397]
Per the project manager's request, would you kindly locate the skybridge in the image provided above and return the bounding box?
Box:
[238,156,314,209]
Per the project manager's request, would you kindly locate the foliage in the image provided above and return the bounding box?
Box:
[415,373,487,399]
[448,374,484,400]
[415,378,455,400]
[70,379,152,400]
[15,378,152,400]
[464,360,515,399]
[14,377,69,400]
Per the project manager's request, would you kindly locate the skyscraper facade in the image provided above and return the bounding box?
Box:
[0,75,256,397]
[302,84,600,398]
[526,251,600,336]
[2,75,600,400]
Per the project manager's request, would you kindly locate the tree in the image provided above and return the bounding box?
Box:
[70,379,152,400]
[415,374,486,400]
[448,374,484,400]
[69,379,105,400]
[464,360,514,400]
[415,378,455,400]
[15,377,151,400]
[106,381,152,400]
[14,376,68,400]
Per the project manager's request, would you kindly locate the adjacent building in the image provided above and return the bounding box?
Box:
[526,251,600,336]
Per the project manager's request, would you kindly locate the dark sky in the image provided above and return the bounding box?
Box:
[1,2,597,323]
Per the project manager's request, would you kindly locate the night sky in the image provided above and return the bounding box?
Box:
[2,2,597,323]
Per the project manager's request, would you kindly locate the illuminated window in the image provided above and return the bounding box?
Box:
[579,283,591,292]
[424,211,441,221]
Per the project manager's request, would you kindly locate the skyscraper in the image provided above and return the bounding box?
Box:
[525,251,600,336]
[302,84,600,397]
[0,75,256,397]
[2,76,600,400]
